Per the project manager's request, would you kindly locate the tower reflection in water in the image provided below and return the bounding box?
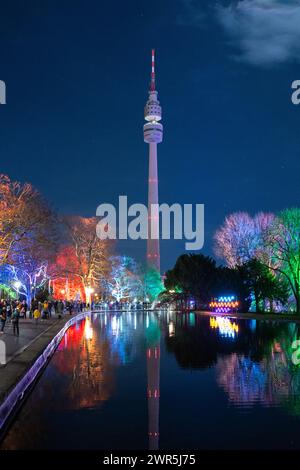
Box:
[80,311,162,450]
[146,313,161,450]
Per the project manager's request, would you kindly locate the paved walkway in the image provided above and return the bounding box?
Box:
[0,317,63,364]
[0,314,79,405]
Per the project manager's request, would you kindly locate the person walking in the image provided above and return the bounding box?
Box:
[11,307,20,336]
[0,308,6,334]
[48,300,52,318]
[57,300,64,319]
[20,304,26,319]
[30,299,34,319]
[33,308,40,326]
[21,300,28,319]
[68,301,74,315]
[42,300,49,319]
[30,299,38,319]
[6,302,12,323]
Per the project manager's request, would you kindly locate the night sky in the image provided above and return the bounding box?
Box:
[0,0,299,271]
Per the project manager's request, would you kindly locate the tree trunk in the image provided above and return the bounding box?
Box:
[296,292,300,316]
[254,291,260,313]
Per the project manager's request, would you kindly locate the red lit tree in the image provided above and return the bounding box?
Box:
[51,217,113,302]
[50,246,85,300]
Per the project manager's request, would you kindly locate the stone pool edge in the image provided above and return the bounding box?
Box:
[195,310,300,323]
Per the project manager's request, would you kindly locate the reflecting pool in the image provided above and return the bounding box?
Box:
[2,311,300,450]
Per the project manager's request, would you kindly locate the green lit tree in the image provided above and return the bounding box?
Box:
[144,268,163,302]
[239,258,289,313]
[264,208,300,314]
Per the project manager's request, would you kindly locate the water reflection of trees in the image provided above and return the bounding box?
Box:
[53,313,143,409]
[164,313,300,414]
[52,318,115,409]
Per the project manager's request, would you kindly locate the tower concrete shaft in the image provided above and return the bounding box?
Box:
[144,49,163,273]
[147,142,160,272]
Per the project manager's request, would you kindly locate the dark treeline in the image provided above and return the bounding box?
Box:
[162,253,289,313]
[163,313,297,369]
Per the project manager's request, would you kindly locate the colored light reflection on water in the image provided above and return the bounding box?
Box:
[210,316,239,338]
[2,312,300,450]
[84,316,93,340]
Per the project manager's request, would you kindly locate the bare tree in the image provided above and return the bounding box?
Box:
[0,174,57,265]
[63,216,113,303]
[214,211,274,267]
[105,255,143,301]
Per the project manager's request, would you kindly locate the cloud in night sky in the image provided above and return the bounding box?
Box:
[217,0,300,66]
[177,0,207,25]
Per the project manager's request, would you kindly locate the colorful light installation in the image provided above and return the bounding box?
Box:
[209,295,239,313]
[210,316,239,338]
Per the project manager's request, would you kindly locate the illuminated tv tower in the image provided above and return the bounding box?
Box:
[144,49,163,273]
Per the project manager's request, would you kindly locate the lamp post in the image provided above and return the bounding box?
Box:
[14,281,21,301]
[85,287,94,310]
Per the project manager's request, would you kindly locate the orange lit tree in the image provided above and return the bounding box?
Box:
[0,174,57,265]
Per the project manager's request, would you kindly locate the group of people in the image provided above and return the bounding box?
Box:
[0,299,28,336]
[0,298,88,337]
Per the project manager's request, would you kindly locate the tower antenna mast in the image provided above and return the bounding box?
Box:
[150,48,156,92]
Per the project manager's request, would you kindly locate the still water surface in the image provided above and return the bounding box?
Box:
[2,311,300,450]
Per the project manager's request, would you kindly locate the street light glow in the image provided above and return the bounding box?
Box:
[85,287,94,295]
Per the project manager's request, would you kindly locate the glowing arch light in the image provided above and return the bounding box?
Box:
[209,295,240,313]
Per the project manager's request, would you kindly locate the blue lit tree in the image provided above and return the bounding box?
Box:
[106,255,143,301]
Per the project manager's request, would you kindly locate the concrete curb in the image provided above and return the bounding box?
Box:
[194,310,300,323]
